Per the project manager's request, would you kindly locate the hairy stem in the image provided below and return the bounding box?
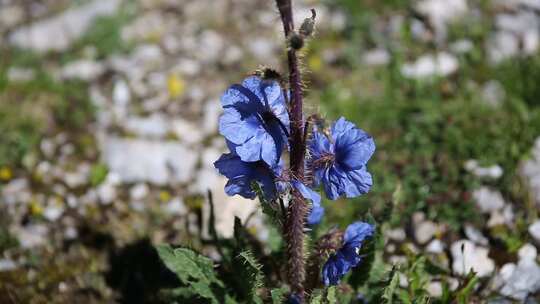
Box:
[276,0,307,301]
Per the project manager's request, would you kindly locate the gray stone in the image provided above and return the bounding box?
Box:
[451,240,495,277]
[7,67,35,82]
[482,81,506,107]
[499,258,540,300]
[362,49,390,66]
[464,225,489,246]
[61,59,104,81]
[521,138,540,207]
[102,137,198,185]
[488,31,519,64]
[125,114,169,138]
[464,160,503,179]
[529,220,540,243]
[473,187,505,213]
[415,220,438,245]
[401,52,458,79]
[386,228,407,242]
[14,224,49,249]
[0,259,17,272]
[8,0,121,52]
[130,183,150,201]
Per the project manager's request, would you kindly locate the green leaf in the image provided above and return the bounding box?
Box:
[271,288,287,304]
[382,267,399,304]
[237,250,265,304]
[156,244,223,303]
[326,286,337,304]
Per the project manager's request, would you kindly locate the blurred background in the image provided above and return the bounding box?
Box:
[1,0,540,302]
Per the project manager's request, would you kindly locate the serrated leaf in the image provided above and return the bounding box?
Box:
[156,244,223,303]
[326,286,337,304]
[237,250,265,304]
[382,267,399,304]
[271,288,287,304]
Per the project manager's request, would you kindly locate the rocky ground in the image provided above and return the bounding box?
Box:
[1,0,540,303]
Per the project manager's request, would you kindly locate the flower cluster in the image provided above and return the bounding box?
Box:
[214,74,376,284]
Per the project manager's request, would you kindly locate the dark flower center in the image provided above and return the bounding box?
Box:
[313,153,335,169]
[261,110,276,123]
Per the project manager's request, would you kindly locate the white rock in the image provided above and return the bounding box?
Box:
[451,240,495,277]
[482,81,506,107]
[61,59,104,81]
[401,52,458,79]
[417,0,467,24]
[197,30,225,62]
[249,38,275,61]
[132,44,163,68]
[521,137,540,206]
[473,187,505,213]
[43,204,64,221]
[113,78,131,107]
[130,183,149,201]
[14,224,49,248]
[415,220,438,244]
[529,220,540,243]
[97,183,116,205]
[450,39,474,54]
[518,243,537,261]
[464,225,489,246]
[386,228,407,242]
[64,226,78,240]
[165,197,187,215]
[464,160,503,179]
[426,239,445,254]
[171,119,204,145]
[427,281,443,298]
[0,259,17,272]
[2,178,29,205]
[7,67,35,82]
[362,49,390,66]
[488,31,519,64]
[0,5,23,29]
[175,58,201,76]
[125,114,169,138]
[102,137,198,185]
[202,101,221,136]
[8,0,121,52]
[499,258,540,300]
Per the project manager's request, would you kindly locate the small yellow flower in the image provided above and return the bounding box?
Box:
[29,201,43,216]
[308,55,323,72]
[167,74,185,98]
[159,190,171,203]
[0,166,12,181]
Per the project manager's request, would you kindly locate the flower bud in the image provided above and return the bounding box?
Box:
[288,32,304,50]
[299,9,316,37]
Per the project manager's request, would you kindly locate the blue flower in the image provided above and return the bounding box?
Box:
[307,117,375,200]
[214,142,283,200]
[219,76,290,166]
[322,222,375,286]
[291,180,325,225]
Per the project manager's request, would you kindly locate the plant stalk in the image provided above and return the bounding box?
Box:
[276,0,308,301]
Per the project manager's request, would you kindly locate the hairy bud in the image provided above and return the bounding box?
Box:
[299,9,316,37]
[288,32,305,50]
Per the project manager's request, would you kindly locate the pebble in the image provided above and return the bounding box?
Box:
[401,52,458,79]
[102,137,198,185]
[130,183,149,201]
[124,114,169,138]
[529,220,540,243]
[7,67,35,82]
[464,225,489,246]
[487,31,519,64]
[521,137,540,207]
[362,49,390,66]
[473,187,505,213]
[415,220,438,245]
[482,81,506,107]
[498,257,540,300]
[426,239,445,254]
[15,224,49,249]
[43,204,65,222]
[464,160,503,179]
[427,281,443,298]
[171,119,204,145]
[0,259,17,272]
[451,239,495,277]
[8,0,121,52]
[164,197,187,215]
[518,243,537,261]
[386,228,407,242]
[61,59,105,81]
